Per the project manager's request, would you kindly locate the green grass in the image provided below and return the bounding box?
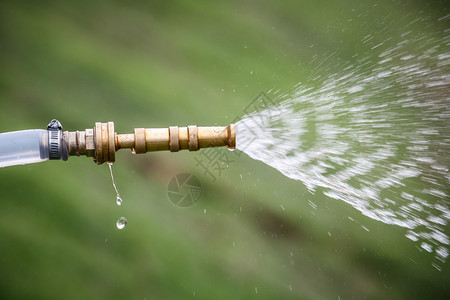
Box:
[0,0,449,299]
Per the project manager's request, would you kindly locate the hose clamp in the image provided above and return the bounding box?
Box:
[47,119,69,161]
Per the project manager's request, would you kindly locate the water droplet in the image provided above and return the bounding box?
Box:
[107,163,123,206]
[432,262,442,271]
[116,217,127,229]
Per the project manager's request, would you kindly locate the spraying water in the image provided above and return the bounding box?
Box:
[236,27,449,265]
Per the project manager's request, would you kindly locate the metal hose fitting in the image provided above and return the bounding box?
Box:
[47,119,69,161]
[63,122,236,164]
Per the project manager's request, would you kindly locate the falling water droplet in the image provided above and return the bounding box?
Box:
[116,195,123,206]
[116,217,127,229]
[107,163,123,206]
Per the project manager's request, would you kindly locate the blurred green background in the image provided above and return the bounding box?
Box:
[0,0,449,299]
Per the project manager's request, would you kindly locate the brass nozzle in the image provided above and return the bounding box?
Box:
[64,122,235,164]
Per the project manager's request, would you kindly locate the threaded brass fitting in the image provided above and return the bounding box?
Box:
[63,122,235,164]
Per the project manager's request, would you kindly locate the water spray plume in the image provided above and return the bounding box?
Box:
[236,30,450,266]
